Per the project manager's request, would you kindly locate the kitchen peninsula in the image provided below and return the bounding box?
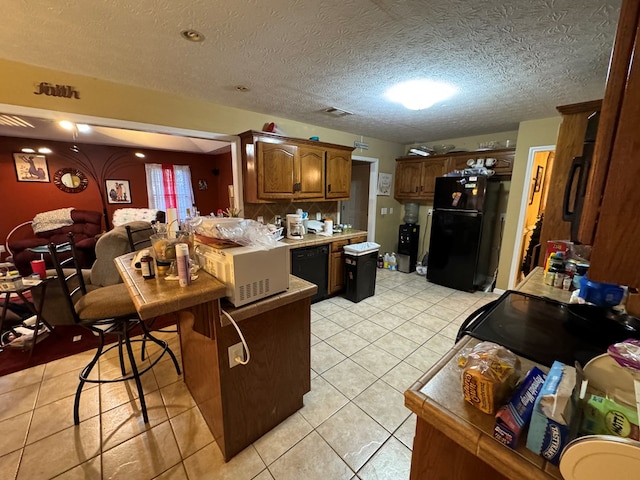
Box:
[405,268,571,480]
[115,253,317,461]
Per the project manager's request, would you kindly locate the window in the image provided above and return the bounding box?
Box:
[145,163,195,221]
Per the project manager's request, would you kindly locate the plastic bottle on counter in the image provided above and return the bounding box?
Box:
[176,243,191,287]
[383,252,390,269]
[389,252,397,271]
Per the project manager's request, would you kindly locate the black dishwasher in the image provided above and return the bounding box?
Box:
[291,245,329,303]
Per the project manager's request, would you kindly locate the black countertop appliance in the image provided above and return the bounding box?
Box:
[457,290,640,368]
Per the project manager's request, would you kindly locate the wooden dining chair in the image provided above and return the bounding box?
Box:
[48,233,181,424]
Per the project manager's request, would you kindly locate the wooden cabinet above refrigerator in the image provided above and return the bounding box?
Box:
[393,148,514,203]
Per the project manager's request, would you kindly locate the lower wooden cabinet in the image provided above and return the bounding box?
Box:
[328,236,367,295]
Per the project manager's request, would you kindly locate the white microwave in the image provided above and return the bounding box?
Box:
[195,241,290,307]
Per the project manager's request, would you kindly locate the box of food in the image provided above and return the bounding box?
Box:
[0,274,23,291]
[526,361,579,464]
[543,240,572,273]
[494,366,547,448]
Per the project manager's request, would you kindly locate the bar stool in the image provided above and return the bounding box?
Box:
[48,233,181,424]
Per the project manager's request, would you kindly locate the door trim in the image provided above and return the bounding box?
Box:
[507,145,555,288]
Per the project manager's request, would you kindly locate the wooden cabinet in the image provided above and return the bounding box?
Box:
[239,130,353,203]
[577,0,640,291]
[394,157,447,201]
[446,149,515,177]
[327,235,367,295]
[538,100,602,262]
[325,148,351,200]
[394,149,514,202]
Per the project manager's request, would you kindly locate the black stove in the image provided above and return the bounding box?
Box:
[457,290,639,368]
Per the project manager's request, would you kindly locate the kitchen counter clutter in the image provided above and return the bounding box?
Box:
[115,252,316,461]
[405,266,640,479]
[279,229,368,248]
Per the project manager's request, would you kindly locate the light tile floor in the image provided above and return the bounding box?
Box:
[0,268,498,479]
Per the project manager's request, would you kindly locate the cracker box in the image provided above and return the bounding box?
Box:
[0,274,23,291]
[526,361,579,465]
[494,366,547,448]
[543,240,572,273]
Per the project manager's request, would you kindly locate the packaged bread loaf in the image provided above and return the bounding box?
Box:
[460,341,521,414]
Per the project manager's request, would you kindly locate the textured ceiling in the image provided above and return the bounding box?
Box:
[0,0,622,145]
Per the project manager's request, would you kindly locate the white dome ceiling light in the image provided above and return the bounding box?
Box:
[385,80,457,111]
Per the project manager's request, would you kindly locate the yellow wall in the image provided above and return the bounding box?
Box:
[0,59,406,251]
[496,116,562,290]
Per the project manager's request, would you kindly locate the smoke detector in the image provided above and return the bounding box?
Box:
[322,107,353,118]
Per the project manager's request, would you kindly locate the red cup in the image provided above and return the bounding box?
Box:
[30,259,47,279]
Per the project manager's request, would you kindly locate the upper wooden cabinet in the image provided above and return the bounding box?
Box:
[394,148,514,202]
[538,100,602,261]
[239,131,353,203]
[578,0,640,290]
[325,148,351,200]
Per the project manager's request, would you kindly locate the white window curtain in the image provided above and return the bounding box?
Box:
[145,163,195,221]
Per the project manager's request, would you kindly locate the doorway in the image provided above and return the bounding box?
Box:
[340,155,378,241]
[508,145,555,287]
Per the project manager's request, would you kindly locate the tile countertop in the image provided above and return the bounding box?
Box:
[280,230,368,249]
[404,266,568,479]
[114,252,317,322]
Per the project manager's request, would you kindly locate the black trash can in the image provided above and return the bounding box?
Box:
[343,242,380,303]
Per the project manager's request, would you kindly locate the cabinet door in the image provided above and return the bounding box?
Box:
[329,251,345,294]
[421,159,447,199]
[538,101,601,264]
[298,145,325,199]
[588,27,640,288]
[326,148,351,199]
[394,160,424,199]
[256,142,297,199]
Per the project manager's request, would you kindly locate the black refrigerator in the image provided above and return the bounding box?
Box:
[427,175,499,291]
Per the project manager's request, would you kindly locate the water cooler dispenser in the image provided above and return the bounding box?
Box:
[398,223,420,273]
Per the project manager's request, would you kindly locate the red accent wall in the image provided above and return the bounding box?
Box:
[1,136,232,260]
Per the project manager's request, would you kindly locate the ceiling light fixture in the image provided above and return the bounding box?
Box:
[21,148,36,153]
[59,120,74,130]
[180,29,205,42]
[135,152,146,158]
[38,147,52,154]
[385,79,457,110]
[76,123,92,133]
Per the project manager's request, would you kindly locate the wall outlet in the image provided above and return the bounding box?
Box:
[428,208,433,215]
[316,212,322,220]
[500,213,506,222]
[389,207,394,214]
[228,342,245,368]
[0,245,5,254]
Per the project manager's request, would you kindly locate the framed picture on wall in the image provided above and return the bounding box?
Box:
[105,179,132,204]
[377,172,392,196]
[13,153,50,182]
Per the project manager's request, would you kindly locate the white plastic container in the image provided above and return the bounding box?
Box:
[343,242,381,256]
[175,243,191,287]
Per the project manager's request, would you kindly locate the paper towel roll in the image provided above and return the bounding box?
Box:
[324,220,333,235]
[166,208,178,238]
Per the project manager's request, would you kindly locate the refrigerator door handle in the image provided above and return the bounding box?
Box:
[435,208,480,215]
